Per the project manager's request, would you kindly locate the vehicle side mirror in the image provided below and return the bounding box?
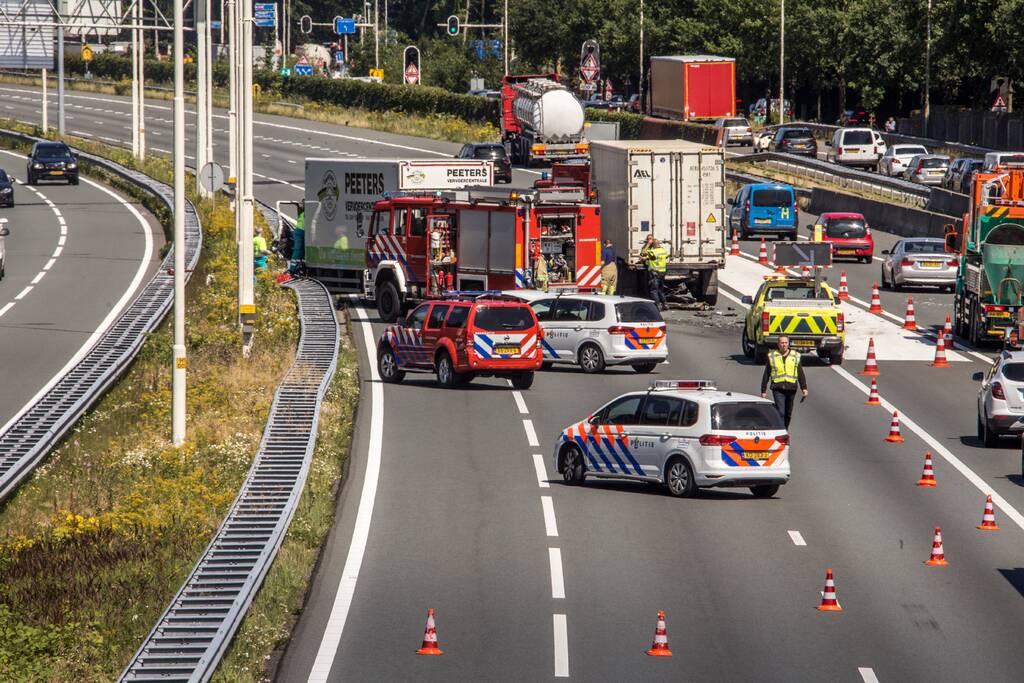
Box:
[741,295,753,304]
[943,224,961,253]
[881,249,890,255]
[588,414,600,426]
[972,371,984,382]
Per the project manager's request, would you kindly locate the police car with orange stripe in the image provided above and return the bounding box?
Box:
[553,380,790,497]
[502,291,668,373]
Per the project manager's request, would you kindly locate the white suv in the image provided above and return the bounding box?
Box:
[503,291,669,373]
[827,127,883,169]
[977,350,1024,447]
[553,380,790,497]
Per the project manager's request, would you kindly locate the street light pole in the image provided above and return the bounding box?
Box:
[57,23,65,135]
[172,0,187,447]
[138,0,146,158]
[196,0,209,196]
[239,0,255,348]
[639,0,644,104]
[924,0,931,134]
[503,0,508,75]
[374,0,379,69]
[227,0,237,189]
[779,0,785,125]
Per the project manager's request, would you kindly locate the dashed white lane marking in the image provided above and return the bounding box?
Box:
[549,548,565,599]
[307,299,383,683]
[553,614,569,678]
[287,159,296,164]
[523,418,540,447]
[0,302,13,317]
[512,390,529,414]
[253,170,303,191]
[788,530,807,546]
[541,496,558,537]
[52,245,62,257]
[29,272,44,285]
[14,286,32,299]
[859,667,880,683]
[43,258,55,270]
[57,234,66,245]
[533,454,550,488]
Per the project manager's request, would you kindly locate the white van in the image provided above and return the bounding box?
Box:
[827,128,882,170]
[982,151,1024,172]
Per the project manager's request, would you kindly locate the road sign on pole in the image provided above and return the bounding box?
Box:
[404,45,421,85]
[334,16,356,34]
[580,40,600,88]
[199,161,226,193]
[294,54,313,76]
[254,2,276,28]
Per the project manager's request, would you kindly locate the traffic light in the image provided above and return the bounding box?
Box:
[446,15,460,36]
[300,15,312,34]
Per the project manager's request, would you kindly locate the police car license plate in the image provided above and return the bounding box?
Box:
[755,218,771,224]
[745,451,770,462]
[495,344,519,355]
[638,337,658,345]
[791,339,815,348]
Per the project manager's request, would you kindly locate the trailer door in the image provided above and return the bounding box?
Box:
[698,151,726,259]
[675,151,700,260]
[650,152,674,253]
[628,150,655,262]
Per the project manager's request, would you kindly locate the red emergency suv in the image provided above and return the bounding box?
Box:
[376,295,543,390]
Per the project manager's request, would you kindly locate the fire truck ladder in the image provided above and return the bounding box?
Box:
[119,277,339,683]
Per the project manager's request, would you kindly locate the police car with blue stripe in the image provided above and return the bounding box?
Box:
[553,380,790,498]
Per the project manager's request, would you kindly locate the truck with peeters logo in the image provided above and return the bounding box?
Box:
[500,73,589,166]
[947,166,1024,345]
[589,139,726,305]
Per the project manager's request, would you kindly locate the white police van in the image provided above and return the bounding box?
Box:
[502,291,669,373]
[552,380,790,497]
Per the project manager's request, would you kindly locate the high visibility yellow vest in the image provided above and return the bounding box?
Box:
[646,246,668,273]
[768,350,800,385]
[253,235,268,253]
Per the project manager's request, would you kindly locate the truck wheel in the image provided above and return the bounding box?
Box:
[697,270,719,307]
[578,343,605,374]
[741,327,755,359]
[376,280,401,323]
[829,348,844,365]
[377,346,405,384]
[968,299,981,346]
[511,371,535,390]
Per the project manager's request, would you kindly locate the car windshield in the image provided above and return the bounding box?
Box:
[767,285,830,301]
[896,146,928,157]
[842,131,872,145]
[903,241,945,254]
[752,189,792,207]
[472,305,534,331]
[724,119,747,127]
[35,145,70,159]
[920,157,948,168]
[473,146,507,160]
[711,402,784,430]
[782,128,812,140]
[826,219,867,238]
[1002,363,1024,382]
[615,301,663,323]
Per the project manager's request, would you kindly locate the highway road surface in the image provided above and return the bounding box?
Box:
[4,85,1022,681]
[0,143,160,430]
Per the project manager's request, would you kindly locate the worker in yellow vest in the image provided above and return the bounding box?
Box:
[641,235,669,310]
[760,336,808,428]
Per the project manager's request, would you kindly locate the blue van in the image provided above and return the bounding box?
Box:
[727,183,798,240]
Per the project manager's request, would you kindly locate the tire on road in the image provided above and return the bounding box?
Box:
[511,371,535,390]
[750,484,780,498]
[632,362,658,374]
[376,280,401,323]
[377,346,404,383]
[664,456,697,498]
[561,444,585,485]
[578,343,605,374]
[435,352,457,389]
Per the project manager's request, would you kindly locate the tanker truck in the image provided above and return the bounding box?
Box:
[500,74,588,166]
[948,168,1024,345]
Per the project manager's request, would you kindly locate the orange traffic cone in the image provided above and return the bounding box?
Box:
[860,337,880,376]
[924,527,949,566]
[977,494,1000,531]
[416,608,444,655]
[758,238,769,265]
[885,411,905,443]
[730,229,740,256]
[865,377,881,405]
[869,281,883,313]
[930,335,950,368]
[838,271,850,300]
[943,314,953,342]
[916,452,937,487]
[816,568,843,612]
[646,610,673,656]
[903,297,917,330]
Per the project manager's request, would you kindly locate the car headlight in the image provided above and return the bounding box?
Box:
[32,163,43,169]
[67,163,77,169]
[1,188,11,193]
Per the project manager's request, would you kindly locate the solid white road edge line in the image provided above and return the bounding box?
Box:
[722,286,1024,532]
[533,454,550,488]
[307,299,382,683]
[523,418,540,447]
[859,667,880,683]
[0,174,154,435]
[541,495,559,537]
[788,530,807,546]
[553,614,569,678]
[549,548,565,599]
[512,390,529,414]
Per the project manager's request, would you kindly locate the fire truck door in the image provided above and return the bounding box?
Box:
[406,207,428,282]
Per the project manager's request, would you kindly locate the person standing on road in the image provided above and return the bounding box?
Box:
[885,116,897,133]
[641,235,668,310]
[600,239,617,294]
[760,336,808,429]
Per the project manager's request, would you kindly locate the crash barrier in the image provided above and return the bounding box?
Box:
[120,276,338,682]
[0,128,203,503]
[806,187,953,239]
[792,120,990,160]
[926,186,970,218]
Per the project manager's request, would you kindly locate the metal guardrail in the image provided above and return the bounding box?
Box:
[0,128,202,503]
[791,120,992,157]
[733,151,931,207]
[119,276,339,683]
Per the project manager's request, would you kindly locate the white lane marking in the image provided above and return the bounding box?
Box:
[859,668,880,683]
[788,530,807,546]
[51,245,62,257]
[307,297,382,683]
[43,258,55,270]
[512,390,529,414]
[30,272,44,285]
[0,302,13,317]
[56,233,66,245]
[541,495,558,537]
[549,547,566,599]
[553,614,569,678]
[523,418,540,447]
[287,159,296,164]
[533,453,550,488]
[14,286,31,299]
[253,171,303,191]
[832,365,1024,532]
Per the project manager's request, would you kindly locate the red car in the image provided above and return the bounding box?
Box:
[815,212,874,263]
[376,295,543,390]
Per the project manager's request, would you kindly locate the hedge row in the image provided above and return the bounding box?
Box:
[585,107,720,144]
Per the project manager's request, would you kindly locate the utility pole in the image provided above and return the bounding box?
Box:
[503,0,508,75]
[239,0,256,348]
[138,1,146,159]
[779,0,785,125]
[227,0,237,189]
[924,0,931,134]
[41,68,47,134]
[639,0,644,104]
[57,22,65,135]
[132,14,139,157]
[196,0,209,195]
[172,0,187,447]
[374,0,379,69]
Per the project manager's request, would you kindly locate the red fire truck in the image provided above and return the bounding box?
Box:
[365,186,602,321]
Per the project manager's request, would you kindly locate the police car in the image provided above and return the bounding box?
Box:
[552,380,790,497]
[501,291,668,373]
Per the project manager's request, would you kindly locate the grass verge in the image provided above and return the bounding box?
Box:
[0,131,356,681]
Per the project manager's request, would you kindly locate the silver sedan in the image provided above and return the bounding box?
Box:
[880,238,957,291]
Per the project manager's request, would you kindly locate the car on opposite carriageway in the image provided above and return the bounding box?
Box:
[553,379,790,498]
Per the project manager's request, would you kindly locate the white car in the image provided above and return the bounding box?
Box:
[827,127,883,169]
[977,350,1024,447]
[754,127,777,152]
[552,380,790,497]
[713,117,753,146]
[878,144,929,176]
[0,218,8,280]
[502,291,668,373]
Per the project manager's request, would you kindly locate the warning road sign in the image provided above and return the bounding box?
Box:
[993,95,1008,112]
[580,54,598,82]
[404,63,420,85]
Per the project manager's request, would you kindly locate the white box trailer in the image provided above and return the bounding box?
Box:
[302,158,493,292]
[590,139,726,305]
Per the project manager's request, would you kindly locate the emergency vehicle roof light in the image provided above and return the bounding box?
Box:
[649,380,717,391]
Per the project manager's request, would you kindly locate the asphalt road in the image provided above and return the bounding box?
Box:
[3,85,1021,681]
[0,145,161,430]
